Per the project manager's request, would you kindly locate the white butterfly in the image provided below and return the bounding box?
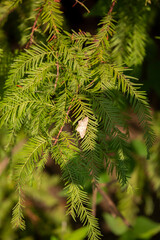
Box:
[76,117,89,138]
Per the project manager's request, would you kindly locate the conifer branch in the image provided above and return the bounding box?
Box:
[72,0,90,13]
[108,0,117,15]
[26,7,43,49]
[53,98,74,145]
[54,53,59,90]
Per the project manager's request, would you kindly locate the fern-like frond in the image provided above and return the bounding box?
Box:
[106,64,155,155]
[19,62,55,92]
[92,95,129,184]
[0,91,55,130]
[14,135,48,183]
[11,135,48,229]
[72,97,104,180]
[58,35,91,87]
[111,1,149,66]
[86,14,115,65]
[41,0,63,35]
[11,188,25,230]
[66,183,102,240]
[52,134,101,240]
[6,43,55,87]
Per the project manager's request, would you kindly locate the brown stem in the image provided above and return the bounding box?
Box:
[101,0,117,35]
[92,184,98,216]
[96,183,131,227]
[48,34,57,42]
[108,0,117,15]
[99,179,117,188]
[0,157,9,175]
[26,8,43,49]
[53,98,74,146]
[73,0,90,13]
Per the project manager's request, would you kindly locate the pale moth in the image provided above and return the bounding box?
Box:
[76,117,89,138]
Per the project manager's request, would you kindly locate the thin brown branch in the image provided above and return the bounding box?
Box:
[53,98,74,146]
[26,8,43,49]
[108,0,117,15]
[92,184,98,216]
[48,34,57,42]
[86,79,95,89]
[99,179,117,188]
[101,0,117,35]
[0,157,9,175]
[96,183,131,228]
[72,0,90,13]
[102,0,117,35]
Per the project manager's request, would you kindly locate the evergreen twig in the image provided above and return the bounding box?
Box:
[72,0,90,13]
[26,7,43,49]
[53,98,74,146]
[54,53,59,90]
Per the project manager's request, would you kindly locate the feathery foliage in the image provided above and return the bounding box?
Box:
[0,0,155,239]
[111,0,151,66]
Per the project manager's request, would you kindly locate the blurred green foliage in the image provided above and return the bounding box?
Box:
[1,116,160,239]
